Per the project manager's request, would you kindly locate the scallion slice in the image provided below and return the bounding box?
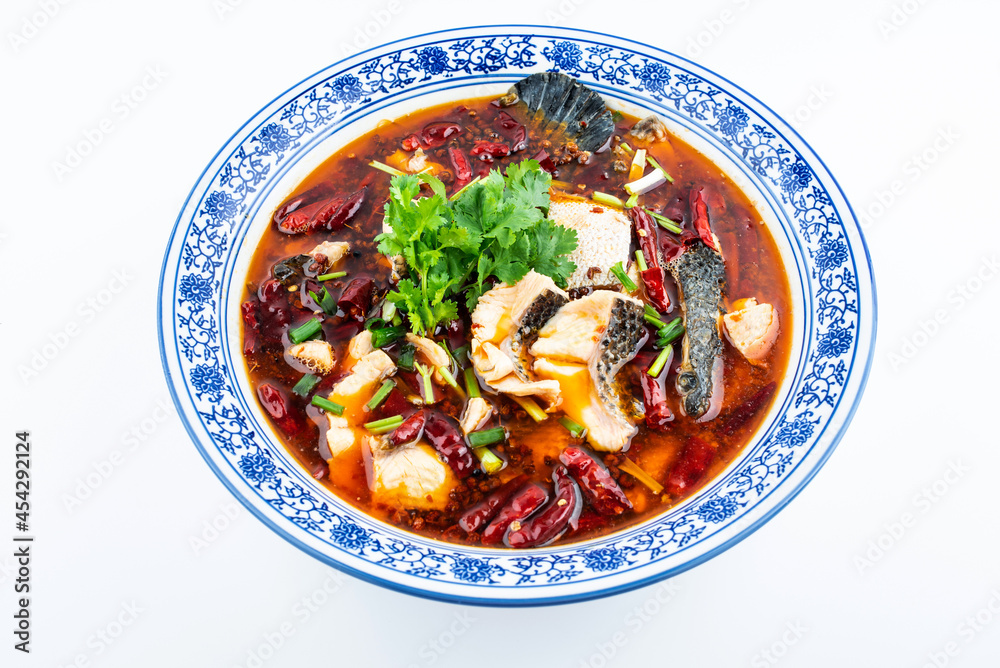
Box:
[647,346,673,377]
[558,416,587,439]
[382,301,397,322]
[624,170,667,197]
[511,395,546,422]
[308,287,337,315]
[317,270,347,281]
[397,343,416,371]
[369,160,404,176]
[474,447,504,475]
[645,155,675,183]
[415,362,435,404]
[468,427,506,447]
[644,312,667,329]
[635,250,648,272]
[619,457,664,494]
[438,366,466,399]
[364,415,404,434]
[365,379,395,411]
[625,192,640,208]
[610,261,637,292]
[657,318,685,347]
[464,367,481,399]
[645,208,683,235]
[288,318,322,344]
[452,344,470,365]
[292,374,321,397]
[371,325,406,348]
[311,396,345,415]
[592,191,625,209]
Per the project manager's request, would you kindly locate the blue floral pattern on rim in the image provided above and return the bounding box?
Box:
[160,28,873,603]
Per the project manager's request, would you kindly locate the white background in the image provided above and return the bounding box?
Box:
[2,1,998,666]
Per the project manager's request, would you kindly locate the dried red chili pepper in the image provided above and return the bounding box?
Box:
[496,110,527,152]
[531,149,556,173]
[640,267,671,312]
[559,447,632,516]
[458,474,529,533]
[257,279,289,343]
[689,188,718,251]
[665,436,717,498]
[420,122,462,148]
[447,147,472,189]
[470,140,511,160]
[481,484,548,545]
[241,299,260,356]
[506,466,583,548]
[390,410,425,447]
[257,383,301,436]
[401,134,421,151]
[719,382,777,436]
[311,187,366,232]
[627,207,661,269]
[272,182,335,229]
[337,278,374,322]
[639,372,674,430]
[423,412,476,478]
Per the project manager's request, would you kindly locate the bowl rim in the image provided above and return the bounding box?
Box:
[158,24,877,606]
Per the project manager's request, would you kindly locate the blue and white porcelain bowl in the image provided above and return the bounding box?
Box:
[158,25,876,606]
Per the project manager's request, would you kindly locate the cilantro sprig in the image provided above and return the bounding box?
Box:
[375,160,578,335]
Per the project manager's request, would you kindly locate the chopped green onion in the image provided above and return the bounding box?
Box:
[624,170,667,197]
[437,339,454,362]
[415,362,435,404]
[644,312,667,329]
[468,427,506,447]
[610,261,638,292]
[511,395,547,422]
[288,318,323,344]
[619,142,635,155]
[369,160,404,176]
[635,250,648,272]
[452,344,470,366]
[438,366,466,399]
[464,367,481,399]
[645,155,675,183]
[624,192,640,208]
[382,301,397,322]
[292,374,321,397]
[365,317,386,331]
[449,175,482,201]
[397,342,416,371]
[474,447,505,475]
[619,457,663,494]
[364,415,404,434]
[592,191,625,209]
[317,270,347,281]
[657,317,685,347]
[308,287,337,315]
[558,416,587,439]
[611,110,625,124]
[371,325,406,348]
[646,209,683,235]
[643,303,661,319]
[391,313,402,326]
[311,396,345,416]
[647,346,672,377]
[365,379,395,411]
